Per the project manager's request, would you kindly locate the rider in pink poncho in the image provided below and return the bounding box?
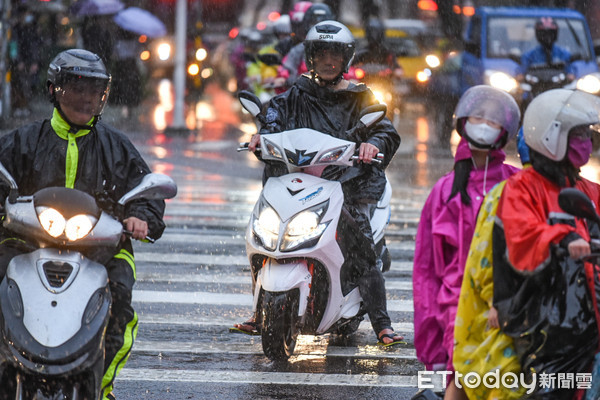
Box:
[412,86,521,398]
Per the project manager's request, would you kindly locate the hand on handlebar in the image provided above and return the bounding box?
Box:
[568,238,591,260]
[123,216,148,241]
[358,143,380,164]
[248,134,261,152]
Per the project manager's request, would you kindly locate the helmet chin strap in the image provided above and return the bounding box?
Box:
[56,105,99,133]
[311,71,344,86]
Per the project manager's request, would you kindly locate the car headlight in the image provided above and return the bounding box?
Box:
[157,42,171,61]
[425,54,441,68]
[576,73,600,95]
[36,206,97,241]
[370,88,387,105]
[416,69,431,83]
[485,70,518,93]
[263,138,283,160]
[317,146,349,163]
[280,201,329,252]
[252,200,280,251]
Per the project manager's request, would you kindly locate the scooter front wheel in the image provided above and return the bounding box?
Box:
[260,289,300,361]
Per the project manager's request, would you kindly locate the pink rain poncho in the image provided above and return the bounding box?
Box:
[412,138,519,371]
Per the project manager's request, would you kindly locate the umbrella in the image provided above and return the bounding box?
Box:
[70,0,124,16]
[113,7,167,38]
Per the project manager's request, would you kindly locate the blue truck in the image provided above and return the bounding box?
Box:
[427,6,600,143]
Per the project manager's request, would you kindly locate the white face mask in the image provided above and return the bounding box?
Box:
[464,121,502,147]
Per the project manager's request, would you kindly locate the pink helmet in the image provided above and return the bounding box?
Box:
[290,1,313,23]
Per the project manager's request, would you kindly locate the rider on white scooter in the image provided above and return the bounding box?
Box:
[233,20,403,346]
[0,49,166,400]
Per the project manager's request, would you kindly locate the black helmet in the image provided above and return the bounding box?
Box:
[535,17,558,48]
[47,49,111,119]
[301,3,334,38]
[365,18,385,45]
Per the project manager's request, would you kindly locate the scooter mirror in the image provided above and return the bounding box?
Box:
[118,173,178,206]
[0,161,19,203]
[359,104,387,127]
[558,188,600,225]
[238,90,262,117]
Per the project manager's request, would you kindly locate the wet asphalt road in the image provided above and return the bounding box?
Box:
[0,89,504,399]
[94,91,462,399]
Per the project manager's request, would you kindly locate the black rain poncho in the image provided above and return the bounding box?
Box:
[0,118,166,241]
[258,74,400,203]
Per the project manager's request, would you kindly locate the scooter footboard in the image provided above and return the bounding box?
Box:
[255,259,311,317]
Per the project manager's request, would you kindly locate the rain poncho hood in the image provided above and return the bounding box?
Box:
[413,137,519,370]
[0,112,166,241]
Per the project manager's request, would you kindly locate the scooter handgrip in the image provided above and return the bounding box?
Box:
[237,142,250,152]
[123,229,156,243]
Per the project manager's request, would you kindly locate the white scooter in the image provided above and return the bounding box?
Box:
[0,164,177,400]
[238,91,392,361]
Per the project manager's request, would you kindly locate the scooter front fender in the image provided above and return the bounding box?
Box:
[255,259,311,318]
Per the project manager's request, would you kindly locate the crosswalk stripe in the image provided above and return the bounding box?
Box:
[144,232,417,251]
[133,252,416,272]
[115,368,438,389]
[136,314,415,333]
[132,340,417,359]
[132,290,415,312]
[135,272,414,291]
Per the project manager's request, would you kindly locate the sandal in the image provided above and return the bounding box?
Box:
[229,320,261,336]
[377,329,405,347]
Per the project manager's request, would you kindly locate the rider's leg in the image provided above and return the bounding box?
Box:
[102,244,138,399]
[345,203,403,344]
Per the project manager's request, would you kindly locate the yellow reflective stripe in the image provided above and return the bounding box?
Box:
[113,248,136,280]
[101,311,139,397]
[65,134,78,188]
[0,237,26,246]
[50,108,92,188]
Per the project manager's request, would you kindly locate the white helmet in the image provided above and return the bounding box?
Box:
[453,85,521,149]
[304,20,355,73]
[272,14,291,35]
[523,89,600,161]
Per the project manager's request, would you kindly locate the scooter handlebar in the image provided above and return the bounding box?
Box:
[122,229,156,243]
[237,142,262,152]
[351,153,384,165]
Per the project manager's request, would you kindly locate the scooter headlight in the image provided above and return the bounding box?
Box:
[317,146,350,163]
[281,201,329,252]
[263,138,283,160]
[485,70,518,93]
[65,214,97,241]
[37,207,66,238]
[576,73,600,95]
[36,206,97,241]
[252,200,280,251]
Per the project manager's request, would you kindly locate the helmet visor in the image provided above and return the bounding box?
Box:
[54,74,111,118]
[454,86,520,139]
